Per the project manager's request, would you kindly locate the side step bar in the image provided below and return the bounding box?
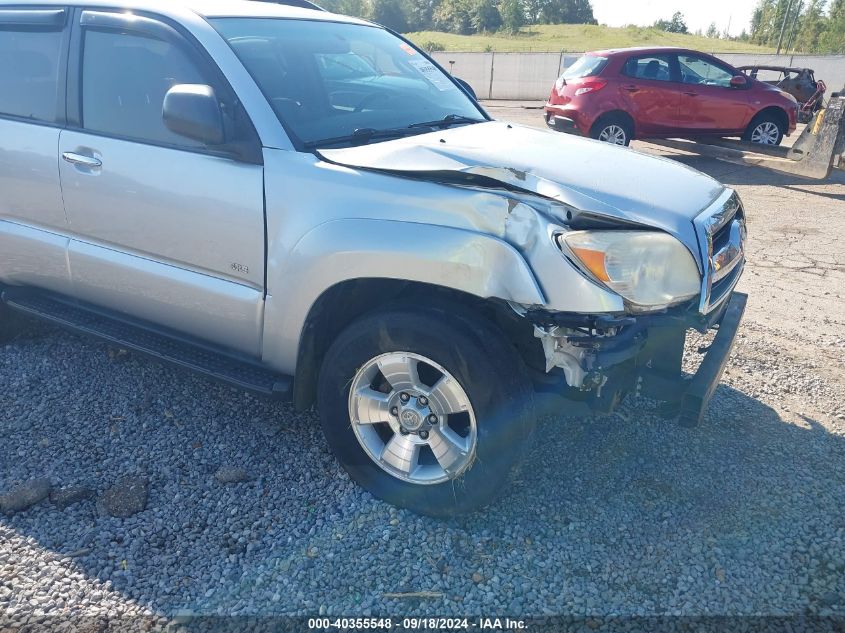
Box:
[1,289,292,398]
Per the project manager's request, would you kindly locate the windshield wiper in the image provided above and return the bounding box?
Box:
[304,114,485,150]
[408,113,486,130]
[303,126,427,150]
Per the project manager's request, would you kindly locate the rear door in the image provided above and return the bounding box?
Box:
[676,53,751,134]
[59,9,266,356]
[618,53,681,135]
[0,7,72,295]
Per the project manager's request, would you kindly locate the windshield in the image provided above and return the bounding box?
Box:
[562,55,608,80]
[212,18,485,148]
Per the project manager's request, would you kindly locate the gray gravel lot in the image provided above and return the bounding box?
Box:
[2,102,844,625]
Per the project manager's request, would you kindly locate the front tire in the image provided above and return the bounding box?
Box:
[743,112,785,145]
[317,305,534,517]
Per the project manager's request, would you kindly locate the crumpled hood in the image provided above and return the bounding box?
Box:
[319,121,726,250]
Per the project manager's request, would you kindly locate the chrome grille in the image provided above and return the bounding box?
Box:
[694,189,747,314]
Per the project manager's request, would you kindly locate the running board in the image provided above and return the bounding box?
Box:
[1,290,292,398]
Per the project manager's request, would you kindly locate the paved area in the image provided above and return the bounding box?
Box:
[1,102,844,626]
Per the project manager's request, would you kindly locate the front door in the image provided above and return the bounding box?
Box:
[59,10,266,356]
[676,53,751,134]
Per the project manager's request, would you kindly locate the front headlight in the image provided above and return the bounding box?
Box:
[558,230,700,311]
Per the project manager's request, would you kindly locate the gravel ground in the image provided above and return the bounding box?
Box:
[2,104,844,626]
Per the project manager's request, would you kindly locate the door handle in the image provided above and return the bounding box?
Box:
[683,91,699,97]
[622,85,639,92]
[62,152,102,168]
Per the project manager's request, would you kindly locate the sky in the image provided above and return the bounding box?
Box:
[590,0,760,37]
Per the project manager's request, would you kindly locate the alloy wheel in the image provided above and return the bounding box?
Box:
[598,124,627,145]
[347,352,477,485]
[750,121,780,145]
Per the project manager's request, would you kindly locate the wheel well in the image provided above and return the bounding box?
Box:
[751,106,788,130]
[591,110,636,137]
[292,279,543,411]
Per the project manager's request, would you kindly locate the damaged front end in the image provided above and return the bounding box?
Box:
[524,293,747,426]
[512,189,749,426]
[317,122,748,425]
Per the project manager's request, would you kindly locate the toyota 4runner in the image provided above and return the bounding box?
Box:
[0,0,747,516]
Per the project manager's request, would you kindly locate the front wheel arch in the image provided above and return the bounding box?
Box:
[292,280,536,412]
[743,107,788,144]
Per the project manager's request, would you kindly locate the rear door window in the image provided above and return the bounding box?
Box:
[623,55,673,82]
[0,25,64,122]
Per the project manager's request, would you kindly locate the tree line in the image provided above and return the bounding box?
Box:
[749,0,845,53]
[316,0,597,35]
[649,4,844,53]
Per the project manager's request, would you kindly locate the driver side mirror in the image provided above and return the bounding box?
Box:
[730,75,749,89]
[455,77,478,101]
[163,84,225,145]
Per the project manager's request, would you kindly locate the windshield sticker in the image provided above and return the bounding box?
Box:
[399,42,417,56]
[408,59,455,91]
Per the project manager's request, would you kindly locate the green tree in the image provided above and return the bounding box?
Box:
[471,0,503,31]
[404,0,442,30]
[524,0,595,24]
[500,0,525,33]
[750,0,779,44]
[433,0,473,33]
[370,0,409,30]
[332,0,367,18]
[819,0,845,52]
[669,11,688,33]
[706,21,719,37]
[795,0,827,51]
[653,11,687,33]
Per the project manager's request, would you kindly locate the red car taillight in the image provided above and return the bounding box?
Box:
[573,78,607,96]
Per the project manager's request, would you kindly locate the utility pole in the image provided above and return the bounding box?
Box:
[785,0,804,54]
[776,0,795,55]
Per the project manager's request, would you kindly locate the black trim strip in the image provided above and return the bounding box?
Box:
[79,9,178,40]
[0,8,66,27]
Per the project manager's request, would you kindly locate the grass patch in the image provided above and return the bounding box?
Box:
[406,24,775,54]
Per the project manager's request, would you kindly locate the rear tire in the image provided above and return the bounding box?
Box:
[590,114,633,146]
[742,112,785,145]
[317,304,535,517]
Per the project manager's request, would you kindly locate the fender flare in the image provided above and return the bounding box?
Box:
[261,218,546,372]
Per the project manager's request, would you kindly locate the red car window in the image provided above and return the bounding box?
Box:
[678,55,734,88]
[622,55,673,82]
[562,55,608,80]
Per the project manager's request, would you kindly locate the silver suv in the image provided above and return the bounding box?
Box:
[0,0,747,516]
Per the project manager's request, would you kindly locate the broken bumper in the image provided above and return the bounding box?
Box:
[676,291,747,426]
[529,291,748,426]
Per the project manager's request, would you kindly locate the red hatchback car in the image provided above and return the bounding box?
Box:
[545,47,798,146]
